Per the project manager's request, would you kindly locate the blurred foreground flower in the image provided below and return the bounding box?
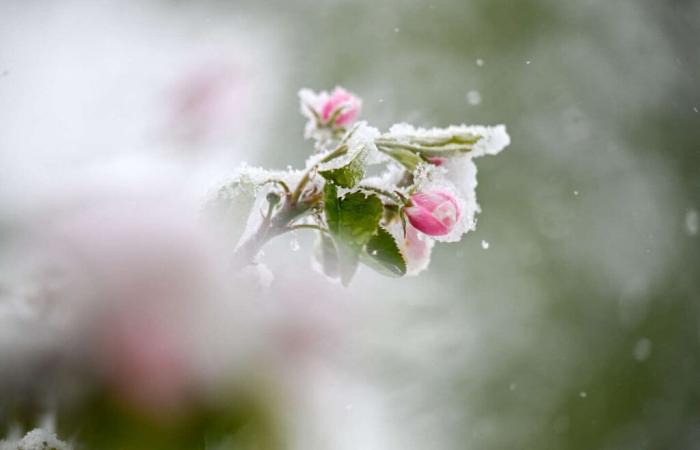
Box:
[0,429,71,450]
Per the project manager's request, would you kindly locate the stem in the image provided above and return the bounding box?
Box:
[290,144,348,205]
[232,126,361,269]
[261,179,291,195]
[233,192,322,269]
[288,223,330,234]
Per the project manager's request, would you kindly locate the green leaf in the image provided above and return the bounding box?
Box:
[318,147,367,188]
[377,146,422,171]
[313,232,340,279]
[362,226,407,277]
[324,183,384,285]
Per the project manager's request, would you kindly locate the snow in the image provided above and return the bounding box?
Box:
[316,122,382,171]
[685,209,698,236]
[384,123,510,157]
[466,90,482,106]
[633,338,652,362]
[0,429,71,450]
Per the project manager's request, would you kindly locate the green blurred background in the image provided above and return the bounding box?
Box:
[240,0,700,448]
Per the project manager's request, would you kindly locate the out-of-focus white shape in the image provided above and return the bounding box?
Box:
[0,0,286,221]
[466,90,482,106]
[476,58,484,67]
[633,338,652,362]
[0,429,71,450]
[236,263,275,290]
[685,209,699,236]
[579,391,587,398]
[481,240,490,250]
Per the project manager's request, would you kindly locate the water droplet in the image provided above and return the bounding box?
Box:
[686,209,699,236]
[573,190,579,196]
[476,58,484,67]
[289,233,300,251]
[694,106,699,113]
[466,90,482,105]
[481,240,490,250]
[525,60,532,65]
[579,391,587,398]
[633,338,652,362]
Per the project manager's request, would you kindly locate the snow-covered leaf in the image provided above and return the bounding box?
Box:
[362,226,406,277]
[323,183,383,285]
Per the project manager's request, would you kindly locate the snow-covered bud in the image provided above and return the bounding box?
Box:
[426,156,447,166]
[320,87,361,127]
[405,189,461,236]
[299,87,362,140]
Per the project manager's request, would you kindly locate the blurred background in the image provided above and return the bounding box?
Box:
[1,0,699,449]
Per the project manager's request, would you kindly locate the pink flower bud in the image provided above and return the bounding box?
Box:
[426,156,447,166]
[320,87,361,127]
[405,189,461,236]
[314,87,362,127]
